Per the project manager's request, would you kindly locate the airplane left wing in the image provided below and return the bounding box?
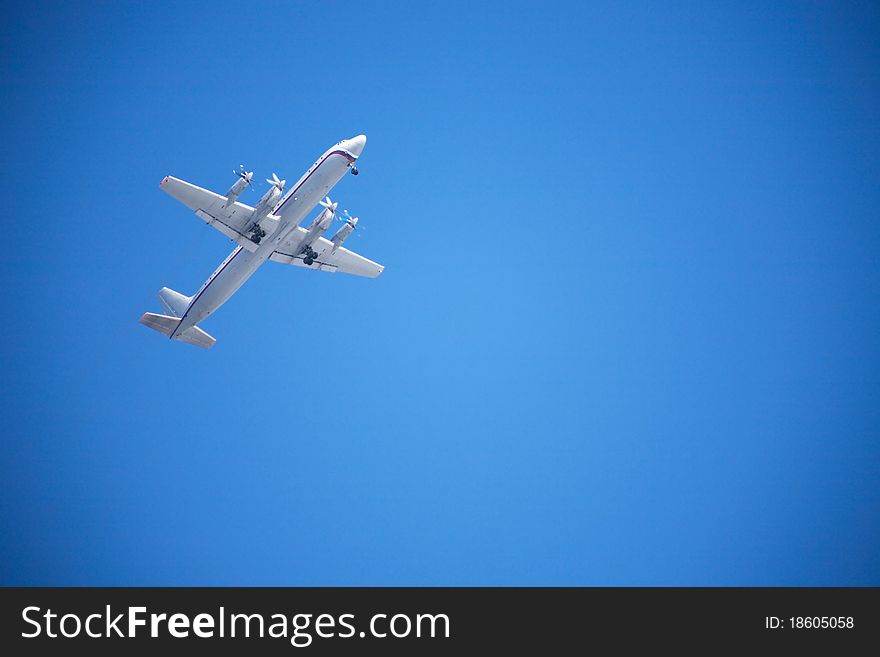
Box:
[159,176,275,250]
[270,228,384,278]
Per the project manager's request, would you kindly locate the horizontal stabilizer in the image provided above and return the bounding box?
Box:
[175,325,216,349]
[139,312,178,336]
[139,312,216,349]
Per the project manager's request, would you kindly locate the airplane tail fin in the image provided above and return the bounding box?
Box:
[139,312,216,349]
[158,286,192,317]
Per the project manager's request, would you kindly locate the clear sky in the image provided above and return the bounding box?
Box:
[1,1,878,585]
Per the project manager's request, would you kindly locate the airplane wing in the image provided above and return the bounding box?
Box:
[270,227,384,278]
[159,176,276,250]
[161,176,383,278]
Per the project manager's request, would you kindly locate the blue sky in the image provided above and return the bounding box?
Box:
[1,1,878,585]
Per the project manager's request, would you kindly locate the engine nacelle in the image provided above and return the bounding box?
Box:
[307,207,335,233]
[224,171,253,206]
[297,207,337,255]
[330,216,357,253]
[251,185,282,223]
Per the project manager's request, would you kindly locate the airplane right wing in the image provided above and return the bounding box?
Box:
[159,176,276,250]
[270,229,384,278]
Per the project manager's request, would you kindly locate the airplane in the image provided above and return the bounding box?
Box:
[139,134,383,349]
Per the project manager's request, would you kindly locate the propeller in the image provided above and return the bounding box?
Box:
[319,196,338,213]
[232,164,253,182]
[266,172,286,190]
[339,209,363,234]
[318,198,364,235]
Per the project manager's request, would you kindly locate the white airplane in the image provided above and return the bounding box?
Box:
[140,134,383,349]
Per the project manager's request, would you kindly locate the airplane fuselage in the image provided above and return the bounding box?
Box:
[170,137,363,339]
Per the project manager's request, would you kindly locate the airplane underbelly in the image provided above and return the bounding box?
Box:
[186,248,260,325]
[278,161,348,223]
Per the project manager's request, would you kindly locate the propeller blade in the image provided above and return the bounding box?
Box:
[266,173,286,189]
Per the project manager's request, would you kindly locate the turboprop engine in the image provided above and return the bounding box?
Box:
[224,166,253,207]
[310,196,338,233]
[330,211,358,253]
[248,172,286,243]
[254,173,286,217]
[299,197,339,265]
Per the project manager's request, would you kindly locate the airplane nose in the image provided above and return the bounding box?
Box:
[347,134,367,157]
